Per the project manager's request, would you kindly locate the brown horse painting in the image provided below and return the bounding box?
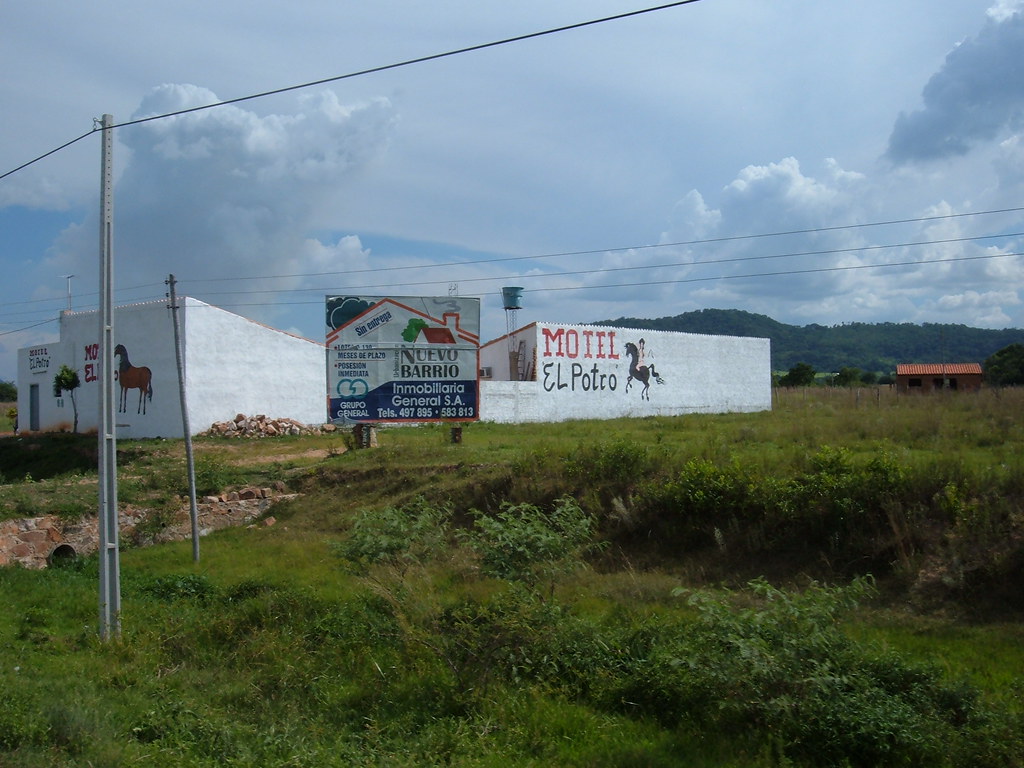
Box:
[113,344,153,414]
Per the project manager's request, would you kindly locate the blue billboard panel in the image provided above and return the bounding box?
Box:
[326,295,480,424]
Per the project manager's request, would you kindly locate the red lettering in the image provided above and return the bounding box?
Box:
[542,327,565,357]
[543,326,616,359]
[565,329,579,359]
[84,343,99,361]
[605,331,619,360]
[581,330,594,358]
[84,363,97,383]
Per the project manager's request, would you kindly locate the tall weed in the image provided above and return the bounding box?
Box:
[563,439,657,489]
[332,496,452,574]
[464,496,599,588]
[633,457,759,549]
[667,578,1019,767]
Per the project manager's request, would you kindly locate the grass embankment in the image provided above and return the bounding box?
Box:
[1,387,1022,766]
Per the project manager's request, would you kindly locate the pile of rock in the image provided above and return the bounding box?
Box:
[203,482,287,503]
[203,413,337,438]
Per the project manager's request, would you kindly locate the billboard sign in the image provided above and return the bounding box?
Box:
[326,295,481,423]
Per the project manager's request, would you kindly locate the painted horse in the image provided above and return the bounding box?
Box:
[113,344,153,414]
[624,341,664,401]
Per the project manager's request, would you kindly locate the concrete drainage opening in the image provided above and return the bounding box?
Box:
[47,544,78,567]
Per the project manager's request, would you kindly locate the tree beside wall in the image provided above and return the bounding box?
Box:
[53,365,81,433]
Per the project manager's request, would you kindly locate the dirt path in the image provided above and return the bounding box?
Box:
[227,447,337,465]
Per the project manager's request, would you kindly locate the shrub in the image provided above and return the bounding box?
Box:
[333,496,452,574]
[634,458,757,548]
[431,585,568,693]
[135,573,218,603]
[0,688,47,750]
[191,454,240,496]
[562,439,656,489]
[463,496,598,587]
[668,577,1014,766]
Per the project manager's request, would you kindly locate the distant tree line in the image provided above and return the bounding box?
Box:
[0,381,16,401]
[776,344,1024,387]
[984,343,1024,386]
[596,308,1024,376]
[776,363,893,388]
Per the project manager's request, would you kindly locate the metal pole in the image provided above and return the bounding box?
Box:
[97,114,121,641]
[63,274,74,311]
[167,275,200,562]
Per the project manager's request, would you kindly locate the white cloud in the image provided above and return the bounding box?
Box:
[637,154,1024,331]
[37,84,396,330]
[666,190,721,241]
[937,288,1018,310]
[4,0,1024,385]
[987,0,1024,22]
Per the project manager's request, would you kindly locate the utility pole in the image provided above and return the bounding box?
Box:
[62,274,74,311]
[167,274,200,562]
[97,114,120,641]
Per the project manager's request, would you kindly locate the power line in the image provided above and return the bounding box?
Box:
[3,204,1017,322]
[2,214,1022,327]
[0,280,166,312]
[182,228,1024,298]
[191,250,1024,309]
[532,250,1024,295]
[184,206,1024,285]
[0,317,57,337]
[1,1,702,181]
[16,246,1009,323]
[0,129,97,182]
[111,1,705,132]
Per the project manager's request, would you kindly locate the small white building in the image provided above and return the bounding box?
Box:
[478,322,771,423]
[17,298,326,438]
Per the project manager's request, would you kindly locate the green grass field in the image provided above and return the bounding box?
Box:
[1,387,1022,766]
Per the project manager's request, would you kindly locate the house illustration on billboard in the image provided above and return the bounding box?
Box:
[402,313,466,344]
[327,296,479,347]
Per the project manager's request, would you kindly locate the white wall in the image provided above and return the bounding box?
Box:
[479,322,771,423]
[17,298,327,438]
[19,311,771,434]
[182,298,325,430]
[17,303,183,438]
[17,341,68,432]
[477,381,540,423]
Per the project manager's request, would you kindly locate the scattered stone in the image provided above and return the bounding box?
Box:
[202,414,331,438]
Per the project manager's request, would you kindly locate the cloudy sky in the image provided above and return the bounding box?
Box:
[3,0,1024,381]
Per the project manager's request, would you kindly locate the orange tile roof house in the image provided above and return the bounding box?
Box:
[895,363,983,393]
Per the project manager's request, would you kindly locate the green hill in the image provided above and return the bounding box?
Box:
[594,308,1024,373]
